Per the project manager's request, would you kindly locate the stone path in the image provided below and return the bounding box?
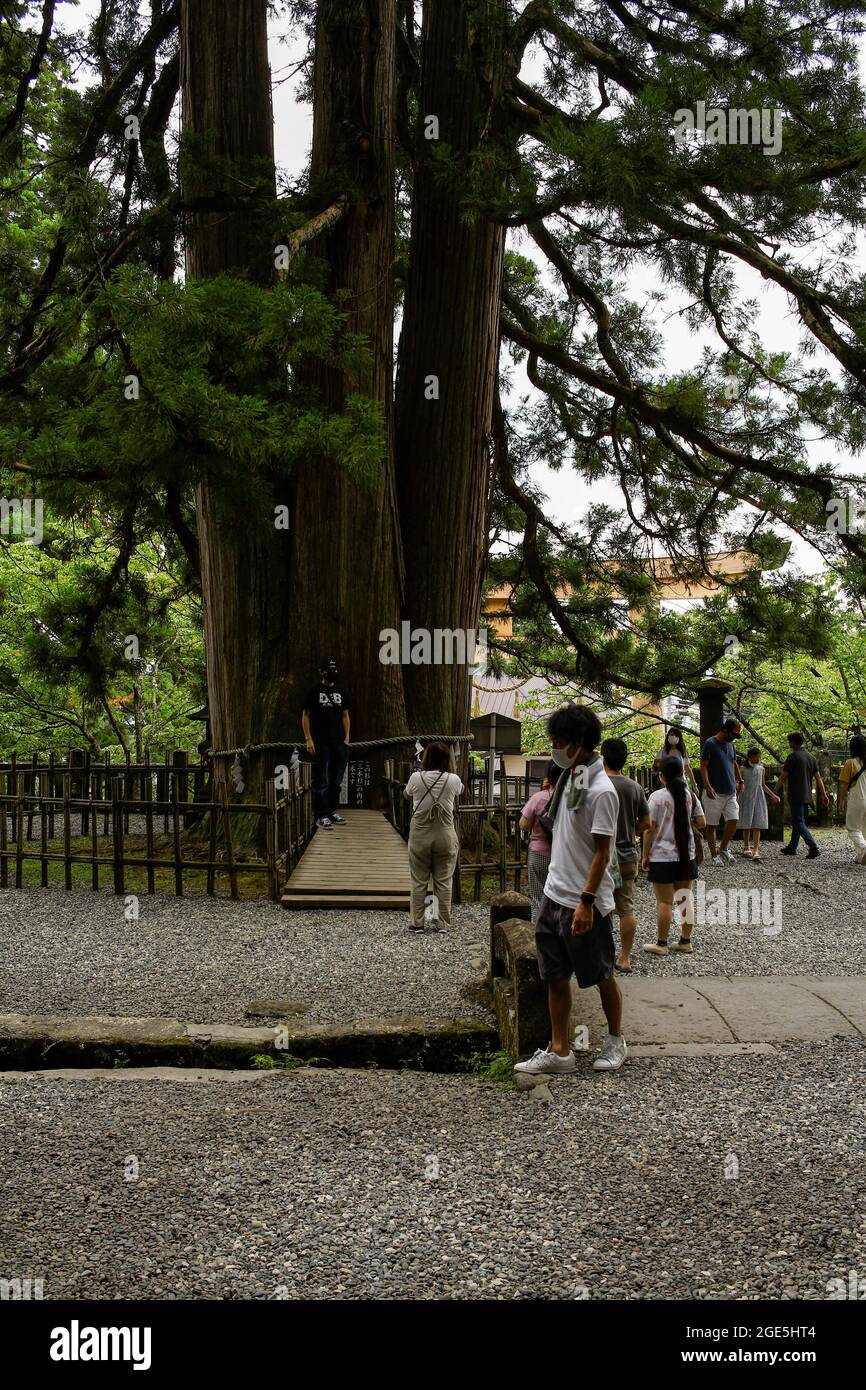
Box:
[574,974,866,1045]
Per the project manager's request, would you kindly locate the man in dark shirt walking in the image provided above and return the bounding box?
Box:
[773,732,829,858]
[301,658,351,830]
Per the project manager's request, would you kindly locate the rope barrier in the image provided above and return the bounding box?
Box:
[208,733,475,761]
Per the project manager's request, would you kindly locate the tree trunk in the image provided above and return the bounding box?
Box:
[395,0,507,743]
[288,0,407,747]
[181,0,290,805]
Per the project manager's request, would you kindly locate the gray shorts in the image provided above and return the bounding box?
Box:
[535,894,616,989]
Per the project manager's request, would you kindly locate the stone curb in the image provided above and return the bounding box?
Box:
[0,1011,497,1073]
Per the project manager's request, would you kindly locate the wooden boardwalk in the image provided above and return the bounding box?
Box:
[281,808,411,910]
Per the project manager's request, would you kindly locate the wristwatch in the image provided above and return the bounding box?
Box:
[580,891,596,907]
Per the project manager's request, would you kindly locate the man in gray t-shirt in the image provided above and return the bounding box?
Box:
[602,739,651,973]
[773,732,829,858]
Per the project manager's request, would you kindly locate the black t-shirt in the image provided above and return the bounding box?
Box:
[784,749,817,805]
[303,684,350,743]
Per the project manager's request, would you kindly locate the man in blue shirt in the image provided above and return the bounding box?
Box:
[700,717,744,865]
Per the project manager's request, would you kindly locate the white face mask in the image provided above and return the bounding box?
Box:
[550,746,576,770]
[668,735,680,745]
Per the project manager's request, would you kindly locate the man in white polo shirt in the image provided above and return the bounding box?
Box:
[514,703,626,1076]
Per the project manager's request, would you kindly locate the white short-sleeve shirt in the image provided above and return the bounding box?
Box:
[543,761,619,914]
[647,787,702,862]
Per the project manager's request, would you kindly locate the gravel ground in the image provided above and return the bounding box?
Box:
[626,828,866,980]
[0,829,862,1026]
[0,890,491,1026]
[1,1039,864,1300]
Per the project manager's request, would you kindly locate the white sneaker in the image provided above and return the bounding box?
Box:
[593,1033,628,1071]
[316,817,333,830]
[513,1046,576,1076]
[712,854,725,867]
[723,848,735,863]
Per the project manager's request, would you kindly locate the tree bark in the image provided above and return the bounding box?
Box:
[395,0,507,740]
[181,0,290,803]
[288,0,407,745]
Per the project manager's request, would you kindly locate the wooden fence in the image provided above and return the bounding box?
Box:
[386,755,857,904]
[0,757,314,901]
[385,758,527,901]
[1,744,855,904]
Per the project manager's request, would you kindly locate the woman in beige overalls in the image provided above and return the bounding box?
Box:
[403,743,463,931]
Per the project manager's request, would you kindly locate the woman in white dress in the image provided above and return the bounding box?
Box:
[738,747,780,860]
[838,734,866,863]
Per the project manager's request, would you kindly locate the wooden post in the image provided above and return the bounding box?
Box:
[15,770,25,889]
[103,751,111,836]
[171,766,183,897]
[9,753,17,874]
[39,766,48,887]
[123,749,131,834]
[90,767,99,891]
[26,753,37,841]
[220,783,239,900]
[384,757,394,827]
[81,750,92,836]
[47,752,56,839]
[206,801,218,896]
[111,776,124,896]
[62,771,72,890]
[68,747,83,836]
[499,804,508,893]
[266,778,278,901]
[144,751,155,894]
[173,750,189,830]
[0,768,7,888]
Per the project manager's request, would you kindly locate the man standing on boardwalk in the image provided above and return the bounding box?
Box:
[774,731,829,859]
[514,703,627,1077]
[700,716,744,865]
[302,658,350,830]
